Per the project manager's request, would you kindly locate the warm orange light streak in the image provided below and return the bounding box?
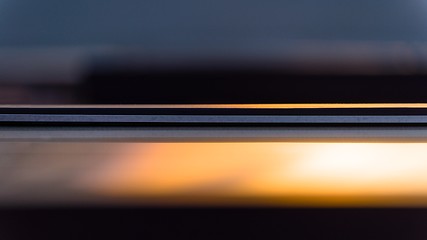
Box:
[76,142,427,206]
[3,103,427,109]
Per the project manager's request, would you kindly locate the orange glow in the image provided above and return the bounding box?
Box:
[76,142,427,206]
[4,103,427,109]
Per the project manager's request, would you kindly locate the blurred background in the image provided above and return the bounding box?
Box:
[2,1,427,239]
[1,0,427,103]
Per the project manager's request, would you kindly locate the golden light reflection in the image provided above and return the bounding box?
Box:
[5,103,427,109]
[76,142,427,206]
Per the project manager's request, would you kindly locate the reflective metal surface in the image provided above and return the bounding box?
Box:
[2,126,427,207]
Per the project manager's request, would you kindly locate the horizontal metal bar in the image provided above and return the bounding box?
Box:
[2,114,427,123]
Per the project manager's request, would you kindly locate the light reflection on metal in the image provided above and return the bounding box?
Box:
[3,103,427,108]
[76,142,427,206]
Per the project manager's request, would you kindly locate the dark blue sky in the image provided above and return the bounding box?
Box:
[0,0,426,48]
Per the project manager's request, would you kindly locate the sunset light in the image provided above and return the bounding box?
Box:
[76,142,427,206]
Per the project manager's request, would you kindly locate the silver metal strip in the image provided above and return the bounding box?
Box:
[1,127,427,142]
[1,114,427,123]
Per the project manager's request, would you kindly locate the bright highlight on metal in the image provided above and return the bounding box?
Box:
[75,142,427,206]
